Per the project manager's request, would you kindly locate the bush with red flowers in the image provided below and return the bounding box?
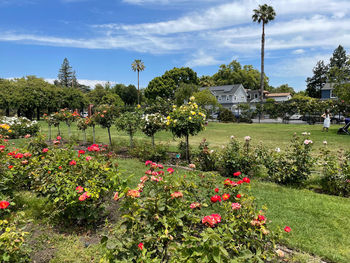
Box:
[101,166,278,262]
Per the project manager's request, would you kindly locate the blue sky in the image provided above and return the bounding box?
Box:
[0,0,349,90]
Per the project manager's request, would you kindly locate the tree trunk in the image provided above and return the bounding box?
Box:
[68,124,71,139]
[57,125,61,136]
[137,70,140,105]
[37,107,40,121]
[92,125,96,144]
[83,130,86,144]
[185,134,190,163]
[152,134,155,147]
[48,125,52,141]
[259,22,265,122]
[107,127,112,146]
[129,134,133,148]
[6,107,9,117]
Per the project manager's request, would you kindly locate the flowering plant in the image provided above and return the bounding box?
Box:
[166,98,206,162]
[141,112,166,146]
[102,166,279,262]
[0,116,39,139]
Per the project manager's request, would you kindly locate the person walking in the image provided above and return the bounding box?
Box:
[322,109,331,132]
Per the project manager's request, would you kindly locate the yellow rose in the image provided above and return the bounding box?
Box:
[189,117,192,120]
[166,116,170,120]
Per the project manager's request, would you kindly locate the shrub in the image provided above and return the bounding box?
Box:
[128,142,169,163]
[101,164,279,262]
[264,133,314,185]
[218,108,235,122]
[141,112,166,146]
[0,215,29,263]
[0,117,39,139]
[217,136,260,177]
[320,147,350,197]
[193,139,217,171]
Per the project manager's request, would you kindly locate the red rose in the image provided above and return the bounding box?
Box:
[76,186,84,193]
[284,226,291,233]
[210,195,221,203]
[167,168,174,174]
[78,150,85,155]
[42,148,49,153]
[236,194,241,198]
[0,200,10,209]
[222,193,230,201]
[258,215,266,221]
[243,177,250,183]
[69,160,76,166]
[214,188,219,193]
[138,242,144,250]
[233,171,241,176]
[8,165,13,169]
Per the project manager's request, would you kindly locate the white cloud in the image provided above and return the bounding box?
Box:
[185,50,222,67]
[292,49,305,54]
[45,78,116,88]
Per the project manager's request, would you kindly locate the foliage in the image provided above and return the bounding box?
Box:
[76,117,89,131]
[27,145,122,224]
[112,84,138,106]
[192,89,218,112]
[0,116,40,139]
[263,133,314,185]
[0,214,29,263]
[217,136,260,177]
[174,83,199,106]
[167,98,206,162]
[141,113,166,146]
[145,67,199,101]
[306,60,328,98]
[218,108,235,122]
[87,84,124,108]
[115,109,142,148]
[212,60,269,90]
[101,164,278,262]
[320,147,350,197]
[193,139,217,171]
[128,142,169,163]
[94,104,117,129]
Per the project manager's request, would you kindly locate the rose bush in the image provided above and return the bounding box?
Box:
[101,164,279,262]
[0,117,39,139]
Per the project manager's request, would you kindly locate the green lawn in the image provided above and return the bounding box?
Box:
[39,121,350,152]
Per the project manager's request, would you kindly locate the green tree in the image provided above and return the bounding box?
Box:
[330,45,348,69]
[252,4,276,100]
[306,60,328,98]
[131,59,145,105]
[112,84,138,105]
[145,67,199,101]
[94,104,117,146]
[58,58,74,88]
[88,84,124,108]
[115,110,142,148]
[199,75,215,87]
[192,89,218,113]
[174,83,199,106]
[270,84,295,95]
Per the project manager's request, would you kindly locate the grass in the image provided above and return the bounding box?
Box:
[250,181,350,263]
[38,121,350,152]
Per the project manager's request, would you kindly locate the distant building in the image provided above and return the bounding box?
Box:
[203,84,292,113]
[321,83,337,100]
[265,93,292,102]
[201,84,248,112]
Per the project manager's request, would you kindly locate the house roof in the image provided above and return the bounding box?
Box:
[321,83,334,90]
[266,93,291,97]
[202,84,243,94]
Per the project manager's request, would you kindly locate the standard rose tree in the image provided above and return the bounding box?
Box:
[94,104,117,146]
[166,97,206,162]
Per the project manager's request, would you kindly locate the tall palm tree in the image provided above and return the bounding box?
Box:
[252,4,276,104]
[131,59,145,105]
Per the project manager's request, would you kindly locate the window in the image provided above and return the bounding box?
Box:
[247,94,251,99]
[254,94,258,99]
[234,96,237,100]
[330,90,337,98]
[226,95,229,101]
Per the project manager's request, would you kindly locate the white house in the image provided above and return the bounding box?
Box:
[265,93,292,102]
[202,84,248,113]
